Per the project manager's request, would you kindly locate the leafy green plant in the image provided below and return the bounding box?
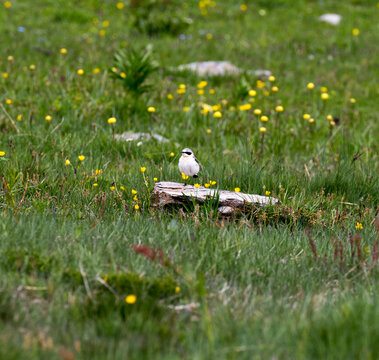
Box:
[111,47,158,97]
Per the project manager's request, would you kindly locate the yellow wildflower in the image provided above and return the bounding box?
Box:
[248,89,257,96]
[352,28,360,36]
[107,117,116,124]
[350,98,356,104]
[214,111,222,118]
[206,129,212,134]
[205,183,210,188]
[194,184,200,188]
[197,89,204,95]
[197,81,207,88]
[239,103,252,111]
[5,99,12,105]
[147,106,156,112]
[116,2,124,10]
[45,115,52,121]
[29,64,36,70]
[254,108,262,115]
[93,68,100,74]
[259,127,266,133]
[321,93,329,100]
[167,93,173,100]
[125,294,137,303]
[153,177,158,182]
[307,82,315,90]
[60,48,67,54]
[303,114,311,120]
[265,190,271,196]
[93,183,98,187]
[210,181,216,185]
[110,186,115,191]
[4,1,11,9]
[170,152,175,157]
[132,190,137,194]
[182,172,189,180]
[355,222,363,230]
[134,204,139,210]
[78,155,85,161]
[326,114,333,121]
[260,115,269,122]
[209,89,215,94]
[140,167,146,173]
[77,69,84,76]
[120,72,126,79]
[0,151,5,157]
[240,4,247,11]
[2,72,8,79]
[271,86,279,92]
[268,75,275,82]
[235,187,241,192]
[275,105,284,112]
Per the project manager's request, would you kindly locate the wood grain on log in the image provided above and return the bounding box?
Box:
[152,182,278,213]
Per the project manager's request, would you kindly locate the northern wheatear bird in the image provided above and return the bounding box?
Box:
[178,148,200,185]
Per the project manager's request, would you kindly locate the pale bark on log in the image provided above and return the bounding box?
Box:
[152,182,278,214]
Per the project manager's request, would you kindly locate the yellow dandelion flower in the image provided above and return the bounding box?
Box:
[78,155,85,161]
[197,81,207,88]
[177,88,186,94]
[260,115,269,122]
[7,55,14,61]
[132,189,137,194]
[197,89,204,95]
[0,151,5,157]
[206,128,212,134]
[102,20,109,28]
[93,183,98,187]
[167,93,173,100]
[120,72,126,79]
[60,48,67,54]
[175,286,180,293]
[140,167,146,173]
[206,33,213,40]
[65,159,71,166]
[153,177,158,182]
[275,105,284,112]
[77,69,84,76]
[240,4,247,11]
[209,89,215,94]
[210,181,216,185]
[2,72,8,78]
[309,118,315,124]
[99,29,106,36]
[271,86,279,92]
[248,89,257,96]
[116,2,124,10]
[329,121,336,127]
[120,186,125,190]
[5,99,12,105]
[254,108,262,115]
[265,190,271,196]
[17,114,22,121]
[235,187,241,192]
[170,152,175,157]
[307,82,315,90]
[268,75,275,82]
[352,28,360,36]
[321,87,328,93]
[45,115,52,121]
[194,183,200,188]
[239,103,252,111]
[110,186,115,191]
[350,98,356,104]
[107,117,116,124]
[147,106,155,113]
[181,172,189,180]
[205,183,210,188]
[29,64,36,70]
[257,80,265,88]
[213,111,222,118]
[326,114,333,121]
[303,114,311,120]
[4,1,11,9]
[125,294,137,303]
[134,204,139,210]
[93,68,100,74]
[259,127,266,133]
[321,93,329,100]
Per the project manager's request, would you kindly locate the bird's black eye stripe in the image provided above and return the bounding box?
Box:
[182,152,192,155]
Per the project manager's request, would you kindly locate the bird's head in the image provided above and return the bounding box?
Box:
[181,148,193,157]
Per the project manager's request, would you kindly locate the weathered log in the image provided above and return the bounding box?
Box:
[152,182,278,214]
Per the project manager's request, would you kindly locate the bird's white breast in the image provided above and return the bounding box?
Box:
[179,156,199,176]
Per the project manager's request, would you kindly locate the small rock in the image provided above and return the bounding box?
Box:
[319,14,342,26]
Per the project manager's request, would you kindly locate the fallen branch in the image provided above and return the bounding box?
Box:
[152,181,278,214]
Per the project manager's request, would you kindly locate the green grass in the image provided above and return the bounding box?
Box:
[0,0,378,358]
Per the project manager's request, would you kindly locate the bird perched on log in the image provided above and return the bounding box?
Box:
[178,148,200,185]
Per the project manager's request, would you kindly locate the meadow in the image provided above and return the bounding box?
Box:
[0,0,378,359]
